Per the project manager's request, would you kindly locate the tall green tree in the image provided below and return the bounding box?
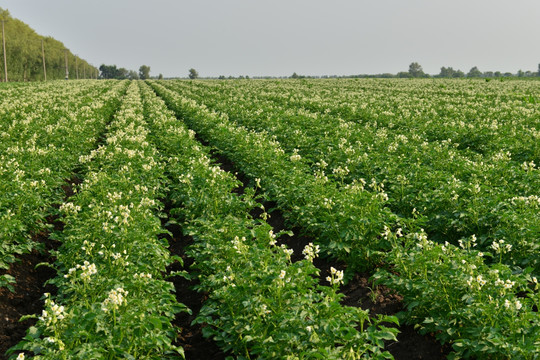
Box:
[439,67,455,78]
[188,68,199,79]
[139,65,150,79]
[408,62,425,78]
[128,70,139,80]
[467,66,482,78]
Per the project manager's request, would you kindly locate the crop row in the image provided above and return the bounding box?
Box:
[160,79,540,272]
[148,79,539,359]
[139,81,399,359]
[11,82,186,359]
[183,79,539,161]
[0,80,127,289]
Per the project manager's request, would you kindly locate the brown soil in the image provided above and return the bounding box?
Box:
[0,230,59,360]
[0,176,76,360]
[164,220,227,360]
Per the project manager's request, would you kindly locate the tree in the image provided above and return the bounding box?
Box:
[99,64,118,79]
[453,70,465,78]
[397,71,411,78]
[467,66,482,78]
[117,67,129,79]
[537,64,540,77]
[408,62,425,78]
[99,64,129,79]
[158,73,163,80]
[188,68,198,79]
[139,65,150,79]
[128,70,139,80]
[439,66,455,78]
[291,72,299,79]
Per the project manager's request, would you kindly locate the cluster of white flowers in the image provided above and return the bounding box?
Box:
[113,205,131,225]
[260,304,271,315]
[81,240,95,254]
[494,278,515,290]
[290,149,302,162]
[387,142,399,152]
[441,241,450,252]
[376,191,389,202]
[280,244,294,260]
[138,197,156,209]
[492,150,511,162]
[45,337,65,350]
[458,234,478,250]
[315,160,328,169]
[466,275,487,288]
[133,272,152,280]
[222,266,236,286]
[38,295,66,326]
[268,230,277,246]
[232,236,247,254]
[322,197,334,209]
[381,226,392,240]
[414,231,434,250]
[106,191,123,201]
[491,239,512,253]
[326,267,344,286]
[504,299,522,311]
[101,287,128,313]
[142,163,153,171]
[64,261,97,280]
[332,165,350,178]
[510,195,540,207]
[60,202,81,214]
[521,161,536,172]
[302,242,320,262]
[470,183,481,194]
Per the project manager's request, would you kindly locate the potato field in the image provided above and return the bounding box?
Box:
[0,78,538,359]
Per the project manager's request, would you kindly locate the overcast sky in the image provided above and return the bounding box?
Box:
[3,0,540,77]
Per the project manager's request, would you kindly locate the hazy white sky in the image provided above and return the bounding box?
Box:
[3,0,540,77]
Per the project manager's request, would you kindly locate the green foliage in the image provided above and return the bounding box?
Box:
[374,230,540,359]
[138,65,150,80]
[148,78,540,359]
[9,82,186,359]
[467,66,483,78]
[140,81,397,359]
[188,68,198,79]
[408,62,425,78]
[0,7,97,81]
[0,80,126,285]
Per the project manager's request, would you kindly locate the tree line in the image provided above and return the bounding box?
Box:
[287,63,540,80]
[397,62,540,79]
[0,8,97,82]
[98,64,155,80]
